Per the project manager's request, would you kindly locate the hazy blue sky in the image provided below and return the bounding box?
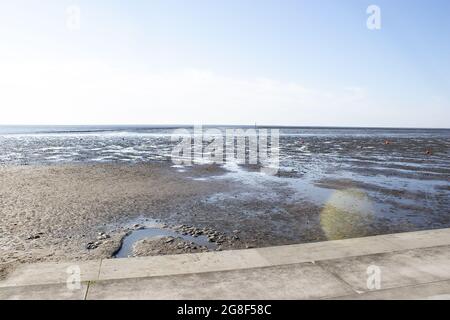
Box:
[0,0,449,127]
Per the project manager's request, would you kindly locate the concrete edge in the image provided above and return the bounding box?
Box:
[2,228,450,288]
[0,281,90,300]
[326,279,450,300]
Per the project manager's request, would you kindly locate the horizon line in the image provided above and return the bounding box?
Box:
[0,124,449,130]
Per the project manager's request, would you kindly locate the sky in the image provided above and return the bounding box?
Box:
[0,0,449,127]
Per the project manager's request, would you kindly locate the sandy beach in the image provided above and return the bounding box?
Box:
[1,127,449,280]
[0,162,295,274]
[1,154,449,280]
[0,163,235,266]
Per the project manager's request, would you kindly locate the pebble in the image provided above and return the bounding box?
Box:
[26,235,40,240]
[86,242,98,250]
[96,232,110,240]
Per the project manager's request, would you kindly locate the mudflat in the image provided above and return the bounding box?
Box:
[1,158,449,278]
[0,163,232,265]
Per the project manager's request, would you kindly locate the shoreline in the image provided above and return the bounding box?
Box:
[3,228,450,299]
[1,161,449,279]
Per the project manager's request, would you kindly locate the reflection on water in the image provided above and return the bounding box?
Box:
[114,227,216,258]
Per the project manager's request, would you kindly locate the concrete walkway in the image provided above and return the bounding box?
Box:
[2,228,450,299]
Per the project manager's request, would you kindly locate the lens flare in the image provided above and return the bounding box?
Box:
[320,188,374,240]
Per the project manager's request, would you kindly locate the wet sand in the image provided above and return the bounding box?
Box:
[1,161,449,279]
[0,164,232,265]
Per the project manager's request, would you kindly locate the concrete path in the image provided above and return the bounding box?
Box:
[1,228,450,299]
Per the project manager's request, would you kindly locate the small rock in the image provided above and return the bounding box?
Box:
[26,235,40,240]
[96,233,110,240]
[86,242,98,250]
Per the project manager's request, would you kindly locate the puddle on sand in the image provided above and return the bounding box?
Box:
[114,223,217,258]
